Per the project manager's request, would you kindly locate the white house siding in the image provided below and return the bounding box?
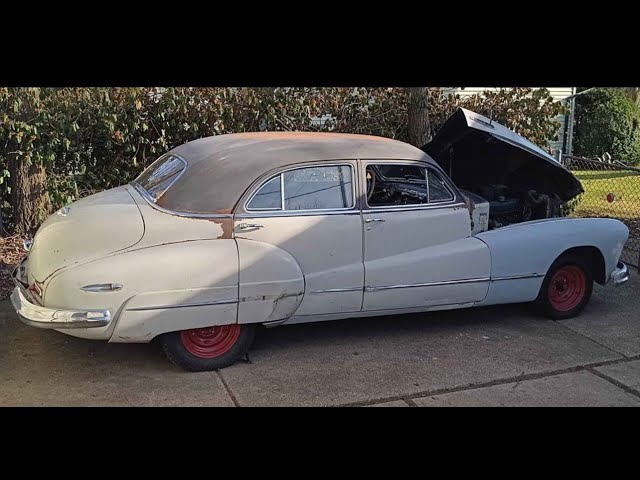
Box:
[444,87,576,154]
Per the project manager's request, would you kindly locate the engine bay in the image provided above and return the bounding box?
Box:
[460,183,563,233]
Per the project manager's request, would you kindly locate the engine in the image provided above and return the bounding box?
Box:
[461,184,563,233]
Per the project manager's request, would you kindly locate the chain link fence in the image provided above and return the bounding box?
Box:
[562,154,640,267]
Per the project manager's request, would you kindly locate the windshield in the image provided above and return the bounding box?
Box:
[133,154,186,201]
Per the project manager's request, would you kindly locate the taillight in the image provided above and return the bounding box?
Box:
[28,283,42,297]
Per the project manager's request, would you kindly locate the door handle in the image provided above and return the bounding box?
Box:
[365,218,385,230]
[238,223,264,230]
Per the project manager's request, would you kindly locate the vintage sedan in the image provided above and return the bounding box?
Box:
[11,108,630,371]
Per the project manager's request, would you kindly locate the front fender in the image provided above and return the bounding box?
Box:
[476,217,628,280]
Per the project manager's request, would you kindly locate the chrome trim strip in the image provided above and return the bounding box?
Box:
[81,283,124,292]
[365,277,490,292]
[243,163,357,214]
[126,298,239,312]
[132,183,233,219]
[491,273,546,281]
[311,287,363,294]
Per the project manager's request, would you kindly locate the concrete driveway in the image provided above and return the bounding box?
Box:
[2,274,640,407]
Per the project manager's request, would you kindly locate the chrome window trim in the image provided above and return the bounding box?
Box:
[132,183,233,219]
[426,169,455,203]
[243,163,357,214]
[244,176,284,212]
[365,277,490,292]
[237,210,361,219]
[361,202,467,214]
[362,160,461,211]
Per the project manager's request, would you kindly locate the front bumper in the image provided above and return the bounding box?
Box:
[10,260,111,329]
[611,261,629,287]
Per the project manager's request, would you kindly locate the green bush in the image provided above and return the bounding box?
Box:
[0,87,566,234]
[574,88,640,165]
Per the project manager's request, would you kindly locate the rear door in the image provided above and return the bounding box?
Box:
[361,161,491,311]
[234,162,364,321]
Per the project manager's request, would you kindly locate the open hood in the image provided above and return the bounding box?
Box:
[421,108,583,202]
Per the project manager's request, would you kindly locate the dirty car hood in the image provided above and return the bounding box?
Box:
[421,108,583,202]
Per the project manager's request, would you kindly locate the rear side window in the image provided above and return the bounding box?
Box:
[247,165,354,211]
[134,154,186,201]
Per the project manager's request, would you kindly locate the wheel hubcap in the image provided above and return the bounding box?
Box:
[548,266,586,312]
[180,325,241,358]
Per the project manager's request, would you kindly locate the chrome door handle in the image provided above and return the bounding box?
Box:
[365,218,385,223]
[238,223,264,230]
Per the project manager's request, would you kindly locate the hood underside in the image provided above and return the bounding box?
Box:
[421,108,583,202]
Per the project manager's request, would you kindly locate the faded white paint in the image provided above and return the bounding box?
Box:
[15,138,628,345]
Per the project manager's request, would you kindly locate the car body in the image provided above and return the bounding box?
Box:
[11,108,630,371]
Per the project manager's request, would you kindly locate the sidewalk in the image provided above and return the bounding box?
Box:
[1,273,639,407]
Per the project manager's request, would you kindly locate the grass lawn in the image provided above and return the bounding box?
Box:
[571,170,640,219]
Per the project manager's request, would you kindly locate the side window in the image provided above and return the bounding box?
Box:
[247,165,354,212]
[246,176,281,210]
[427,169,454,202]
[366,163,454,207]
[366,164,428,207]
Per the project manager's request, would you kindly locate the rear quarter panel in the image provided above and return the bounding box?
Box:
[44,239,239,342]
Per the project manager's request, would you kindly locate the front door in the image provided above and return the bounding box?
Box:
[234,162,364,321]
[361,161,491,311]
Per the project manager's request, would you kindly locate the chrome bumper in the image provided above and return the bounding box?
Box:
[10,260,111,329]
[611,261,629,287]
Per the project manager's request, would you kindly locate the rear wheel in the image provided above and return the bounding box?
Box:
[161,324,256,372]
[537,254,593,319]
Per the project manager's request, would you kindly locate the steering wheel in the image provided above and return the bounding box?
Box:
[366,170,376,202]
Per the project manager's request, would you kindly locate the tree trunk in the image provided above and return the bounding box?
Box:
[407,87,431,147]
[8,153,52,236]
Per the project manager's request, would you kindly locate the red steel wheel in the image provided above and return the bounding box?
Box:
[547,265,587,312]
[180,325,242,359]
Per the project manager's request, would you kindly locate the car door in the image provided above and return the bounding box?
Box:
[361,160,491,311]
[234,162,364,322]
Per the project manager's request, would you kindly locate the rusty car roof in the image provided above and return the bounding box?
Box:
[154,132,437,214]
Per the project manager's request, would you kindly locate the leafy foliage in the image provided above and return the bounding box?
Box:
[0,87,566,232]
[573,88,640,166]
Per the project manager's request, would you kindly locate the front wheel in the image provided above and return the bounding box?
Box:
[536,255,593,319]
[161,324,256,372]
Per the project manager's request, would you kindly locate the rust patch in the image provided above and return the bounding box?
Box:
[208,209,233,239]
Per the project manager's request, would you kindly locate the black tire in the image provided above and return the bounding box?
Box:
[161,324,256,372]
[536,254,594,320]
